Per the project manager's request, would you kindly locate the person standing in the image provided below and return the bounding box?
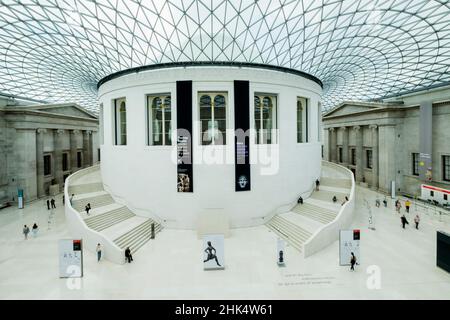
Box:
[350,252,357,271]
[50,198,56,209]
[383,197,388,207]
[23,225,30,240]
[315,179,320,191]
[401,214,409,229]
[405,199,411,213]
[70,194,74,205]
[85,203,91,215]
[62,195,65,205]
[396,200,402,213]
[375,198,380,208]
[125,247,133,263]
[32,223,38,238]
[414,214,420,230]
[297,196,303,204]
[46,199,50,210]
[96,243,102,262]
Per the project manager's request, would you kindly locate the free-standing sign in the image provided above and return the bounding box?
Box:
[234,81,251,192]
[203,234,224,270]
[339,230,360,266]
[17,188,23,209]
[176,81,193,192]
[58,239,83,278]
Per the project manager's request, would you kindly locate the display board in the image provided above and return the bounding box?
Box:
[339,230,360,266]
[58,239,83,278]
[277,238,285,266]
[203,234,225,270]
[17,188,23,209]
[176,81,193,192]
[234,80,251,192]
[437,231,450,273]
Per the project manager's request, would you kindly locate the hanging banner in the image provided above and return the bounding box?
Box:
[58,239,83,278]
[339,230,360,266]
[234,80,251,192]
[176,81,193,192]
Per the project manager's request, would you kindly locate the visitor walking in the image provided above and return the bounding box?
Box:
[50,198,56,209]
[405,199,411,213]
[46,199,50,210]
[401,214,409,229]
[23,225,30,240]
[62,195,65,205]
[297,196,303,204]
[383,197,388,207]
[315,179,320,191]
[396,200,402,213]
[414,214,420,230]
[375,198,380,208]
[85,203,91,215]
[341,196,349,206]
[350,252,357,271]
[125,247,133,263]
[96,243,102,262]
[70,194,74,205]
[332,195,337,203]
[32,223,38,238]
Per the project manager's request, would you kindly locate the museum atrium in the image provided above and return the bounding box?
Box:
[0,0,450,300]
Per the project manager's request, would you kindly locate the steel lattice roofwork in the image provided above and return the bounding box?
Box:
[0,0,450,112]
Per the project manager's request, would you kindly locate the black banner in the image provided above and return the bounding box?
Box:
[234,81,251,192]
[176,81,193,193]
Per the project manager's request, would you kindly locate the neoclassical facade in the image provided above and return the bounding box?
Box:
[322,86,450,196]
[0,99,99,206]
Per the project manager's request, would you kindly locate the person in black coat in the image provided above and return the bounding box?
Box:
[46,199,50,210]
[297,196,303,204]
[401,215,409,229]
[125,247,133,263]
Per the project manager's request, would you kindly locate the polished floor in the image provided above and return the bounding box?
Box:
[0,186,450,299]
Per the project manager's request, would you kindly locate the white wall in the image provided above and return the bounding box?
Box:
[98,66,323,229]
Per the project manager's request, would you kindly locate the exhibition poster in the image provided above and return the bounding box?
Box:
[58,239,83,278]
[203,234,225,270]
[339,230,360,266]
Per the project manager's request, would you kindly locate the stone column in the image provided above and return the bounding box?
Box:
[82,130,91,168]
[54,129,65,190]
[70,130,79,172]
[353,125,363,183]
[370,125,379,190]
[330,128,337,163]
[36,128,46,198]
[340,127,349,165]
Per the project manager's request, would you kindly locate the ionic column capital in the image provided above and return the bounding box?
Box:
[83,130,92,135]
[328,127,336,132]
[352,125,361,131]
[339,126,347,131]
[369,124,378,130]
[71,129,80,134]
[36,128,47,134]
[55,129,65,135]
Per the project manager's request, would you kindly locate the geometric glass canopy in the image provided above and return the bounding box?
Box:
[1,0,450,112]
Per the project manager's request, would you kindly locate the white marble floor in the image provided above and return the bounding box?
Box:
[0,187,450,299]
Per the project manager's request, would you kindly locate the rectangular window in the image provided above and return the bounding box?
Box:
[366,149,373,169]
[412,153,419,176]
[444,194,448,201]
[147,94,172,146]
[114,97,127,145]
[297,97,308,143]
[443,155,450,182]
[255,94,277,144]
[431,191,434,197]
[199,92,227,145]
[62,153,69,171]
[338,147,343,163]
[44,155,51,176]
[351,148,356,165]
[77,151,82,168]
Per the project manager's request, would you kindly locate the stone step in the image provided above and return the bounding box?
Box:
[84,206,136,231]
[72,193,115,212]
[68,182,104,195]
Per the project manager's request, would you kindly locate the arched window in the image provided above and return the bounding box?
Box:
[114,98,127,145]
[199,92,227,145]
[297,97,308,143]
[148,94,171,146]
[254,94,277,144]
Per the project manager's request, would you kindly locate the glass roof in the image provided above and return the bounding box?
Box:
[0,0,449,112]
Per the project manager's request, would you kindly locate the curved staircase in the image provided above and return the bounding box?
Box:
[266,163,352,254]
[68,169,162,257]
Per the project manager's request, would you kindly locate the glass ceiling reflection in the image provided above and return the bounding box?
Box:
[0,0,449,112]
